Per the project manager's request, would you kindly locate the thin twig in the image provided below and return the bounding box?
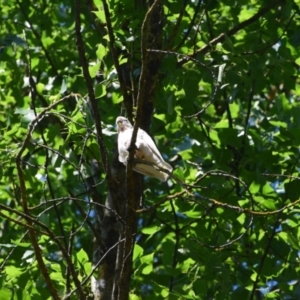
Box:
[174,0,203,50]
[249,217,280,300]
[0,200,86,299]
[168,199,180,292]
[178,0,284,65]
[62,237,127,299]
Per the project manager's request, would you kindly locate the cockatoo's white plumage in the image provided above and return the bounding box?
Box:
[116,116,172,181]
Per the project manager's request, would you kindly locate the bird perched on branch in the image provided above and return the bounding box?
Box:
[116,116,173,182]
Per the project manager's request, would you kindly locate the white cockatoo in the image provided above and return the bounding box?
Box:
[116,116,173,181]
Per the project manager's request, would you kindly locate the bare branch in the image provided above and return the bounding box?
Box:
[74,0,110,177]
[15,93,86,300]
[101,0,133,118]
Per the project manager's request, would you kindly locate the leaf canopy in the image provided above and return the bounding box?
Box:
[1,0,300,299]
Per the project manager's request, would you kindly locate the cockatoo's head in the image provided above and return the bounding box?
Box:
[116,116,133,132]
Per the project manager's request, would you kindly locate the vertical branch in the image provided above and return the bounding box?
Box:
[16,0,59,78]
[135,0,163,129]
[249,217,280,300]
[14,30,64,300]
[223,89,240,195]
[116,169,141,300]
[117,1,163,299]
[15,97,87,299]
[243,80,255,135]
[74,4,125,299]
[101,0,133,119]
[15,135,62,300]
[90,145,126,300]
[169,199,180,292]
[66,224,75,295]
[174,0,203,50]
[74,0,110,177]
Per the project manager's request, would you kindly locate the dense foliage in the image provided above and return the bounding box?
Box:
[1,0,300,299]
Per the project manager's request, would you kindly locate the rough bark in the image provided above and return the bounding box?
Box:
[91,146,126,300]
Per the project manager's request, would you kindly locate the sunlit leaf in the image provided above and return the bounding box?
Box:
[1,1,299,299]
[133,244,144,261]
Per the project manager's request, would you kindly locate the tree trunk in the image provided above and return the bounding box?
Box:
[91,1,163,299]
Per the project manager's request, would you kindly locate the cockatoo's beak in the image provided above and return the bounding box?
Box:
[117,120,124,131]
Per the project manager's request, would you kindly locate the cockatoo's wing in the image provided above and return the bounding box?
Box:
[116,116,173,181]
[134,129,173,181]
[136,129,164,161]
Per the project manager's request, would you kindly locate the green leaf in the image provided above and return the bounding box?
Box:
[11,240,31,247]
[249,181,261,194]
[89,62,101,78]
[236,213,246,225]
[140,253,154,265]
[96,44,107,60]
[0,288,12,299]
[1,1,300,299]
[95,84,106,98]
[133,244,144,261]
[5,266,24,279]
[76,248,89,264]
[184,210,202,218]
[36,83,45,95]
[141,264,153,275]
[93,10,106,23]
[141,225,161,235]
[129,293,141,300]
